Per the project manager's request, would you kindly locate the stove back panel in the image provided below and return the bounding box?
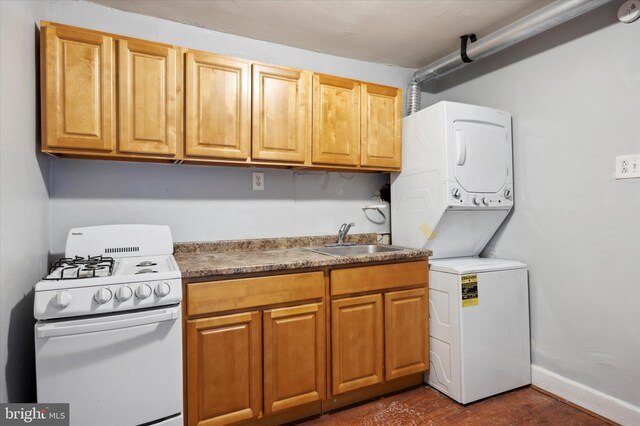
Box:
[65,224,174,258]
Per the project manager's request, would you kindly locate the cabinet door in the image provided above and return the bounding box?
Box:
[185,51,250,159]
[42,26,114,152]
[331,294,383,394]
[312,74,360,165]
[263,303,325,414]
[186,312,261,426]
[384,288,429,381]
[252,64,310,163]
[361,83,402,169]
[119,40,179,156]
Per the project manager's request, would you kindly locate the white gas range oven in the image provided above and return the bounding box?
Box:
[34,225,183,426]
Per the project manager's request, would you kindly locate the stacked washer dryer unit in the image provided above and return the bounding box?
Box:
[391,101,531,404]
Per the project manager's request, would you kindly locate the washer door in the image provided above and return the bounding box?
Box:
[453,121,509,193]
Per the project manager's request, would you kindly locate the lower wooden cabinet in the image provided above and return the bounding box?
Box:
[330,289,429,395]
[264,303,325,414]
[384,288,429,381]
[329,262,429,395]
[186,311,262,426]
[331,295,384,394]
[186,301,325,425]
[184,261,429,425]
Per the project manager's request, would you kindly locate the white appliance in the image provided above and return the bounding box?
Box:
[390,101,531,404]
[34,225,183,426]
[391,101,513,258]
[427,258,531,404]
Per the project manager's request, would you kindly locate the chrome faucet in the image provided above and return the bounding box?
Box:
[336,222,355,245]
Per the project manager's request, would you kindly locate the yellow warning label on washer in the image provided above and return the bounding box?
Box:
[461,274,478,307]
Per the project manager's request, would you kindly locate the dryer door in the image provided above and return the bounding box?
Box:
[453,121,509,193]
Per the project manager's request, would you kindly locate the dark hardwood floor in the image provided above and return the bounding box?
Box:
[298,386,608,425]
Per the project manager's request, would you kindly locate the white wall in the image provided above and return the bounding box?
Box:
[45,0,414,254]
[50,161,389,254]
[0,0,51,403]
[425,2,639,421]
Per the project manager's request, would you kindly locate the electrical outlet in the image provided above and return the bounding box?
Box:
[615,154,640,179]
[252,172,265,190]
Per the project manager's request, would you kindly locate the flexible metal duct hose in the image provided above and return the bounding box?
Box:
[407,81,421,116]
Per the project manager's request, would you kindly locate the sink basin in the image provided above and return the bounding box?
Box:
[305,244,406,257]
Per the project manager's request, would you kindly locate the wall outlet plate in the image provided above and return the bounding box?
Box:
[615,154,640,179]
[252,172,265,190]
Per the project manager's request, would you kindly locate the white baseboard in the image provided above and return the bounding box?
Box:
[531,364,640,426]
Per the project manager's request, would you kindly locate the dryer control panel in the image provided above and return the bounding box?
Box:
[447,183,513,209]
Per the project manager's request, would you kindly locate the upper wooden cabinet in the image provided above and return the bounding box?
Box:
[312,74,360,166]
[361,83,402,169]
[312,76,402,170]
[40,22,402,171]
[118,40,179,156]
[41,22,180,159]
[252,64,310,163]
[185,51,250,160]
[42,25,115,152]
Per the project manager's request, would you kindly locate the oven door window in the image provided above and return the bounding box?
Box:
[35,306,182,426]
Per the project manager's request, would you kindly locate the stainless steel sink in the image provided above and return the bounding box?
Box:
[305,244,406,257]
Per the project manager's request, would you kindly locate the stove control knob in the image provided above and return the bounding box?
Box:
[135,283,152,300]
[53,290,72,309]
[451,188,461,199]
[472,197,480,206]
[94,287,112,305]
[115,285,133,302]
[155,281,171,298]
[504,189,512,199]
[482,197,489,206]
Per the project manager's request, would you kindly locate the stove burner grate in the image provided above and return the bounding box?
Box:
[44,255,115,280]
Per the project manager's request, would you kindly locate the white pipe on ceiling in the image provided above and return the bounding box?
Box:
[407,0,613,115]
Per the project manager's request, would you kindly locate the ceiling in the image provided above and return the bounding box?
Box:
[89,0,554,69]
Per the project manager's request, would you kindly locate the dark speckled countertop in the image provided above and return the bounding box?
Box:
[174,234,431,278]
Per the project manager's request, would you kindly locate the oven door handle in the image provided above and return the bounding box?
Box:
[36,307,180,338]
